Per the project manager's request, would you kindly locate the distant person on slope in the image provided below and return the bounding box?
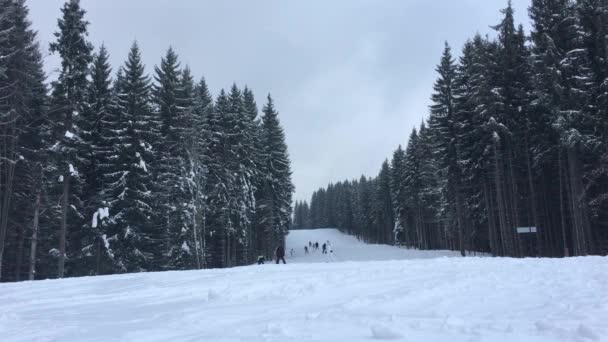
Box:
[257,255,265,265]
[322,243,327,254]
[275,245,286,264]
[304,246,309,254]
[290,248,295,257]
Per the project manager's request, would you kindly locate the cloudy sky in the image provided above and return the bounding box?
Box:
[28,0,530,202]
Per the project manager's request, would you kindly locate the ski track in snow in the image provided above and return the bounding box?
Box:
[0,229,607,342]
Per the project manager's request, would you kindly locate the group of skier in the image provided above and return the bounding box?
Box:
[256,245,289,265]
[257,240,334,265]
[304,240,332,254]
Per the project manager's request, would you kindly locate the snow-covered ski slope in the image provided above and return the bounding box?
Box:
[287,228,459,262]
[1,229,607,342]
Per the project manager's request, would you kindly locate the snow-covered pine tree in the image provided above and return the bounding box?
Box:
[48,0,94,278]
[165,65,200,270]
[403,129,424,249]
[227,84,256,266]
[104,42,159,272]
[205,89,234,268]
[389,145,407,245]
[427,42,467,256]
[417,122,444,249]
[258,95,294,257]
[191,77,213,267]
[374,160,394,245]
[578,0,608,253]
[74,45,114,276]
[152,47,183,269]
[529,0,596,256]
[0,0,48,281]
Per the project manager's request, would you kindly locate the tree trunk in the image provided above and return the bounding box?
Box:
[15,224,25,281]
[29,187,41,281]
[0,119,17,280]
[28,165,43,280]
[494,140,513,256]
[506,146,522,257]
[567,145,594,255]
[58,172,70,278]
[558,150,570,257]
[524,136,540,256]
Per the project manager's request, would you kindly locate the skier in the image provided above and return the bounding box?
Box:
[275,245,286,264]
[257,255,265,265]
[322,243,327,254]
[290,248,295,257]
[304,246,309,254]
[309,241,312,248]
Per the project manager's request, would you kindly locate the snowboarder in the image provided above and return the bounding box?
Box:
[257,255,265,265]
[322,243,327,254]
[304,246,309,254]
[275,245,286,264]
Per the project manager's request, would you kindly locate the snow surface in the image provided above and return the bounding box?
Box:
[1,229,607,342]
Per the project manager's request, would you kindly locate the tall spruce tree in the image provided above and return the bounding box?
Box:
[48,0,94,278]
[259,95,294,257]
[428,42,467,256]
[105,42,159,272]
[0,0,48,281]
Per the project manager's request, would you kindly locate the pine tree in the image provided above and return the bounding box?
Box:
[374,160,394,244]
[104,42,159,272]
[191,77,213,267]
[390,145,407,243]
[0,0,48,281]
[76,45,114,275]
[48,0,94,278]
[205,89,233,268]
[259,95,294,256]
[428,42,467,256]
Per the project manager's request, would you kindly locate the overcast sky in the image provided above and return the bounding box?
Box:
[28,0,531,202]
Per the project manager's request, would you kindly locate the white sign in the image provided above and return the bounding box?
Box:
[516,226,537,234]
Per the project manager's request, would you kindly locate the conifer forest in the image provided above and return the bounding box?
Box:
[295,0,608,259]
[0,0,294,281]
[2,0,608,284]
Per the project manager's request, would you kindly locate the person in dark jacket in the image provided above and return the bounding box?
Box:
[275,245,286,264]
[322,243,327,254]
[257,255,265,265]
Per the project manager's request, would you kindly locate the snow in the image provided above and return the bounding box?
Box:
[1,229,607,342]
[68,163,78,176]
[287,229,458,263]
[181,241,190,253]
[64,130,75,139]
[91,207,109,228]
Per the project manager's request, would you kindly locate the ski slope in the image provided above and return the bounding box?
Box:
[1,229,607,342]
[286,228,460,263]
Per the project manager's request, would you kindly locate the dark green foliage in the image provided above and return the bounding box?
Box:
[309,0,608,258]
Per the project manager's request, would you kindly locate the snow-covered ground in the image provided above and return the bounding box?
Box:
[286,228,460,263]
[1,229,607,342]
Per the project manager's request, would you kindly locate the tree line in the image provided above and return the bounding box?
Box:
[304,0,608,258]
[0,0,294,282]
